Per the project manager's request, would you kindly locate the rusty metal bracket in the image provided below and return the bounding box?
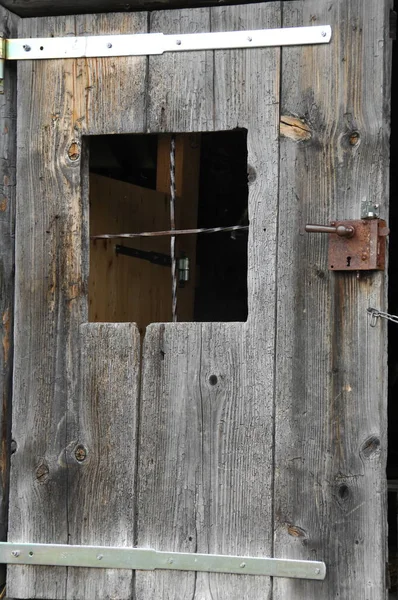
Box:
[305,219,389,271]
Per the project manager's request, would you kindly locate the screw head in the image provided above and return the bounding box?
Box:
[240,562,246,568]
[11,550,20,557]
[23,44,31,52]
[247,36,253,42]
[321,31,327,37]
[107,42,113,49]
[176,39,182,46]
[97,554,103,560]
[315,568,320,575]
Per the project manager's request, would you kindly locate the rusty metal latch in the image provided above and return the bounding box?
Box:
[305,219,389,271]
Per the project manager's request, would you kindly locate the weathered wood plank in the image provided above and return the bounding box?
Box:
[137,4,280,599]
[147,8,213,133]
[8,12,147,599]
[0,0,273,18]
[66,323,140,598]
[0,4,19,591]
[273,1,392,599]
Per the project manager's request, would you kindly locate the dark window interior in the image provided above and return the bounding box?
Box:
[88,131,248,333]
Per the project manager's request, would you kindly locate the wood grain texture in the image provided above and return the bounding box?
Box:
[8,12,147,599]
[147,8,213,133]
[0,0,266,18]
[0,4,19,590]
[273,1,392,599]
[136,4,280,599]
[66,323,140,598]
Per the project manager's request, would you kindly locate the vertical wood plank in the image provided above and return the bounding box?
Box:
[8,12,148,599]
[274,1,392,599]
[66,323,140,599]
[147,8,213,133]
[0,5,19,591]
[137,4,281,599]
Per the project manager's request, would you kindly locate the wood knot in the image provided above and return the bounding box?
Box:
[360,435,381,459]
[67,142,80,162]
[287,524,306,538]
[35,461,49,483]
[337,483,350,501]
[74,444,88,462]
[349,131,360,146]
[280,116,312,142]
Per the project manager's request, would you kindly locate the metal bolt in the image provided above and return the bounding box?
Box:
[247,36,253,42]
[240,562,246,568]
[315,568,320,575]
[107,43,113,49]
[168,558,174,564]
[361,253,368,261]
[321,31,327,37]
[11,550,20,557]
[97,554,103,560]
[176,39,182,46]
[23,45,31,52]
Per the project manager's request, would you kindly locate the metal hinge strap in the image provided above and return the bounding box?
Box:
[0,542,326,581]
[0,25,331,91]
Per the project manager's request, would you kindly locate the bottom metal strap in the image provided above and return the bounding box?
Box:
[0,542,325,580]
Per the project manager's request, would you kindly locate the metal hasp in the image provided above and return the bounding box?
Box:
[115,245,190,284]
[0,542,326,580]
[0,25,331,92]
[115,244,172,267]
[305,219,389,271]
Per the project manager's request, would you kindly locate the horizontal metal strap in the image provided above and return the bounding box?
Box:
[5,25,331,61]
[0,542,326,580]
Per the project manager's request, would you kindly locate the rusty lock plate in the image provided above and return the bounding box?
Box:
[328,219,388,271]
[305,219,389,270]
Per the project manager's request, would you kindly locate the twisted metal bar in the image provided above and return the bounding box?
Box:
[170,136,177,323]
[91,225,248,240]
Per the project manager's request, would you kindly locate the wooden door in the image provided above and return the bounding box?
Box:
[5,2,391,599]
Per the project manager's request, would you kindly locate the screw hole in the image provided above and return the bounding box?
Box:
[40,46,44,50]
[346,256,351,267]
[29,551,34,557]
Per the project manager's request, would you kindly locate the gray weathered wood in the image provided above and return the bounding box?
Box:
[8,12,147,599]
[147,8,213,133]
[0,4,19,591]
[0,0,273,18]
[66,323,140,598]
[273,1,392,599]
[136,4,280,599]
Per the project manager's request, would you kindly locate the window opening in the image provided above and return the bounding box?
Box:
[88,130,248,334]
